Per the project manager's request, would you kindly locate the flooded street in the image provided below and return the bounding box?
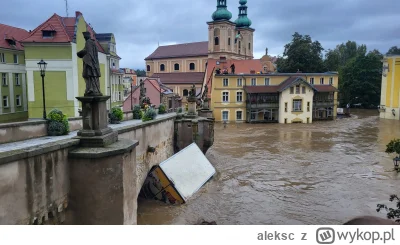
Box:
[137,110,400,225]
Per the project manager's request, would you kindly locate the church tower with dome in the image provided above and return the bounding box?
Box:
[207,0,255,60]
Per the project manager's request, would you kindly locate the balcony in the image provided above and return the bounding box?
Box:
[247,102,279,109]
[313,100,334,107]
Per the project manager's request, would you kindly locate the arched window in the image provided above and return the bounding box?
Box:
[214,37,219,46]
[249,43,251,50]
[228,38,231,46]
[174,63,180,71]
[160,64,165,71]
[183,89,189,96]
[189,63,195,71]
[147,65,150,72]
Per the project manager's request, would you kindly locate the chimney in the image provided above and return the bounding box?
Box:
[76,11,83,17]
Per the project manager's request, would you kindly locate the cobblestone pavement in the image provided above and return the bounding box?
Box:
[0,113,174,153]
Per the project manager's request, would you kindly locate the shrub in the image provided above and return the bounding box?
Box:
[142,108,157,122]
[377,195,400,223]
[47,109,69,136]
[158,104,166,114]
[177,107,183,113]
[386,139,400,155]
[109,106,123,123]
[133,105,142,119]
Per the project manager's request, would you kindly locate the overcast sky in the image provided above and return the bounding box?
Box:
[2,0,400,69]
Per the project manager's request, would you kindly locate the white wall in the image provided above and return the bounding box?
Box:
[279,85,314,124]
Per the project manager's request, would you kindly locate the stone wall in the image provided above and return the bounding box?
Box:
[0,139,78,225]
[0,117,82,144]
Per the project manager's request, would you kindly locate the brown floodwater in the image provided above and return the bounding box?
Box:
[137,109,400,225]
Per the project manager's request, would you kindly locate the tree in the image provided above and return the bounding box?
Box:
[377,195,400,223]
[386,46,400,55]
[324,41,367,71]
[276,32,325,73]
[135,69,146,77]
[386,139,400,156]
[338,49,383,107]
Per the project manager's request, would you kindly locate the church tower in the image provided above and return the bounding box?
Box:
[207,0,255,60]
[207,0,237,59]
[234,0,254,59]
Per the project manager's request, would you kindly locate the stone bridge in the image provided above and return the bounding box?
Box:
[0,113,214,225]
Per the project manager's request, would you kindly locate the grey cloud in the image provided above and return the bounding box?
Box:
[2,0,399,68]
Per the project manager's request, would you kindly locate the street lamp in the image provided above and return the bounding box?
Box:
[37,59,47,119]
[130,83,133,111]
[393,156,400,171]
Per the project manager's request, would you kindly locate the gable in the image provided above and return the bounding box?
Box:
[278,77,315,92]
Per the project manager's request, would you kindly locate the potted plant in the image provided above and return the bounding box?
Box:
[47,109,70,136]
[142,107,157,122]
[109,106,123,124]
[158,104,166,114]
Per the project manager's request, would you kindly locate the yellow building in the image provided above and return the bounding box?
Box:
[380,55,400,120]
[209,60,339,123]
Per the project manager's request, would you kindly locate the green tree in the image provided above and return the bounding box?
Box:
[386,46,400,55]
[276,32,325,73]
[339,50,383,107]
[135,69,147,77]
[324,41,367,71]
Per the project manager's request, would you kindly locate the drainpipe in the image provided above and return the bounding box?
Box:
[106,54,111,110]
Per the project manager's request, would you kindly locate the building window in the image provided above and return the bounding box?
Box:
[290,87,294,94]
[2,73,7,86]
[320,78,324,85]
[189,63,195,71]
[236,111,242,120]
[119,91,122,101]
[236,92,243,102]
[328,108,333,116]
[310,78,314,85]
[223,78,229,87]
[214,37,219,45]
[183,89,189,96]
[16,95,21,106]
[307,102,310,112]
[237,78,242,87]
[0,53,5,63]
[264,78,270,85]
[222,92,229,102]
[293,99,302,112]
[249,43,251,50]
[238,41,241,54]
[251,78,256,86]
[228,38,231,46]
[147,65,150,72]
[296,85,300,94]
[15,74,20,86]
[174,63,180,71]
[13,54,18,64]
[284,118,288,124]
[222,111,229,121]
[250,112,256,120]
[302,86,306,94]
[285,102,288,112]
[329,77,333,85]
[118,76,121,84]
[3,96,9,108]
[160,64,165,71]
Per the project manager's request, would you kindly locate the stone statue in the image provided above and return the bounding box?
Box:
[230,63,235,74]
[77,32,102,96]
[189,84,196,98]
[202,85,208,100]
[265,47,268,56]
[139,79,145,102]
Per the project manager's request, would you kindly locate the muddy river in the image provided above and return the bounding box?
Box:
[137,110,400,225]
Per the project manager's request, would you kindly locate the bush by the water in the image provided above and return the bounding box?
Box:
[142,108,157,122]
[158,104,166,114]
[133,105,142,119]
[47,109,69,136]
[109,106,123,123]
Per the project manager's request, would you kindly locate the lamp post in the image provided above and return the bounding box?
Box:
[37,59,47,119]
[394,156,400,171]
[130,83,133,111]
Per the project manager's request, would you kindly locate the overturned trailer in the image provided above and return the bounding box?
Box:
[140,143,216,204]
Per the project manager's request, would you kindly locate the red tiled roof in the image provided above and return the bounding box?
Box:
[314,85,337,92]
[22,14,72,43]
[244,86,279,93]
[62,17,76,40]
[145,41,208,60]
[0,24,29,50]
[151,72,205,84]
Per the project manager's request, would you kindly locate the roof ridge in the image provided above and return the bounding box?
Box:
[0,23,29,33]
[159,41,208,47]
[54,14,71,42]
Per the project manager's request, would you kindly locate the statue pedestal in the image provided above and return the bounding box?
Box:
[186,97,197,118]
[75,96,118,147]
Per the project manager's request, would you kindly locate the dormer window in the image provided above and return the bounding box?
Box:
[42,30,56,38]
[4,35,16,46]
